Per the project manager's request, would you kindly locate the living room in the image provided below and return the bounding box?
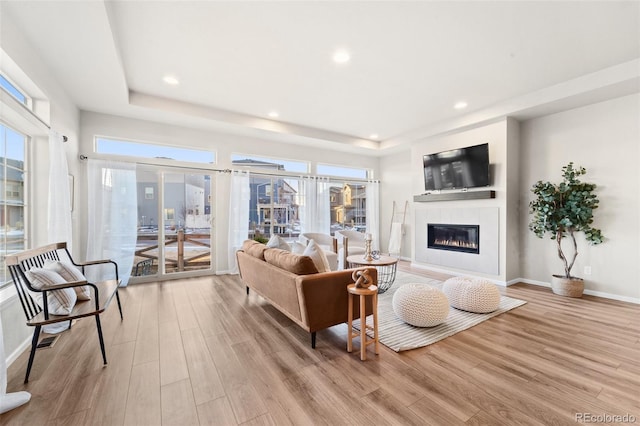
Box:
[0,1,638,424]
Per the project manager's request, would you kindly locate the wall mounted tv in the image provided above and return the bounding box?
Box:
[423,143,490,191]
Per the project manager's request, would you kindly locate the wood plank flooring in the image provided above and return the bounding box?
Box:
[2,262,639,425]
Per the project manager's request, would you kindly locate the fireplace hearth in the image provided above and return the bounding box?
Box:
[427,223,479,254]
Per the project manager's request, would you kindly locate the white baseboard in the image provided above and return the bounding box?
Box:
[515,278,640,304]
[7,336,30,367]
[408,262,508,286]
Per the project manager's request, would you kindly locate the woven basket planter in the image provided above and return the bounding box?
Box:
[551,275,584,298]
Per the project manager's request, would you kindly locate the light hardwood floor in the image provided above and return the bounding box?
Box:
[2,263,639,425]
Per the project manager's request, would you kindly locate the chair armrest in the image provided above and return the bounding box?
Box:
[74,259,112,266]
[40,280,90,291]
[70,258,119,281]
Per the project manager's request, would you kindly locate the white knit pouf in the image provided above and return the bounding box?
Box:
[442,277,500,313]
[392,284,449,327]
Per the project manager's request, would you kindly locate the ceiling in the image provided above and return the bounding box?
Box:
[3,1,639,154]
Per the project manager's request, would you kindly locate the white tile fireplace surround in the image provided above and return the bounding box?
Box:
[415,207,499,275]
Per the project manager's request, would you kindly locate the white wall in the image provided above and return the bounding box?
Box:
[79,111,380,272]
[519,94,640,301]
[1,11,80,363]
[379,150,413,259]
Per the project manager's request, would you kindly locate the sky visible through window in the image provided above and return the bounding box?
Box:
[0,74,26,104]
[1,124,25,162]
[317,164,368,179]
[96,138,215,164]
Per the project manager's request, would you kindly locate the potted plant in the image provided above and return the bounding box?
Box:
[528,162,604,297]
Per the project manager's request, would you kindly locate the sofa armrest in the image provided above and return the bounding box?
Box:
[295,267,377,332]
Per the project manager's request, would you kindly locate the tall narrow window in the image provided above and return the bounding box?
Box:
[0,124,26,287]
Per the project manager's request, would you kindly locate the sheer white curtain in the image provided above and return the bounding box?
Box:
[47,131,72,250]
[300,176,330,234]
[227,170,250,274]
[0,315,31,413]
[86,160,137,286]
[366,180,380,250]
[316,177,331,233]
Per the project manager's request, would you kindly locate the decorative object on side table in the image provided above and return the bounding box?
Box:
[363,233,373,261]
[347,254,398,294]
[352,267,374,289]
[528,162,604,297]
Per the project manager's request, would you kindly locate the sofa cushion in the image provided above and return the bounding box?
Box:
[266,235,291,251]
[242,240,268,260]
[264,248,319,275]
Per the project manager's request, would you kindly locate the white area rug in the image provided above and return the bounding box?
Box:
[352,271,527,352]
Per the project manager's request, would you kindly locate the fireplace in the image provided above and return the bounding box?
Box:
[427,223,480,254]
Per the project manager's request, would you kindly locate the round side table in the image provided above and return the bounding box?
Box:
[347,283,379,361]
[347,255,398,294]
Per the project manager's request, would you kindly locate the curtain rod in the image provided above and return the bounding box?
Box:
[78,154,378,183]
[12,96,68,141]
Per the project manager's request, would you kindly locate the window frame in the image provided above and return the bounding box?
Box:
[94,135,217,167]
[0,122,28,290]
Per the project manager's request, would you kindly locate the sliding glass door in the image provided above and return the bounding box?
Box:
[132,166,214,281]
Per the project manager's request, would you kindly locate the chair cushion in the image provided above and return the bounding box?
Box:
[44,260,91,300]
[242,240,268,260]
[303,240,332,273]
[26,268,77,315]
[264,248,319,275]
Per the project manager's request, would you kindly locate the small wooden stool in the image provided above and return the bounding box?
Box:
[347,283,379,360]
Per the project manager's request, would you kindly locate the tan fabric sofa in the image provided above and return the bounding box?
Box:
[237,240,376,348]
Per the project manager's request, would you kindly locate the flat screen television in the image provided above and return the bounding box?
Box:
[423,143,490,191]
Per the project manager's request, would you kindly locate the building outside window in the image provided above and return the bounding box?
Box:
[233,156,370,240]
[0,123,26,287]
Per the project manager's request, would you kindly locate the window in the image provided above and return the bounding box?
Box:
[0,124,26,287]
[328,182,367,233]
[317,164,368,179]
[0,74,27,105]
[96,137,215,164]
[232,154,309,173]
[248,175,301,241]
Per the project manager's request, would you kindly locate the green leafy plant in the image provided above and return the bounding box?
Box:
[253,234,269,244]
[529,162,604,279]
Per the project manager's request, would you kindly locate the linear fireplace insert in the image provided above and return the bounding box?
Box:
[427,223,479,254]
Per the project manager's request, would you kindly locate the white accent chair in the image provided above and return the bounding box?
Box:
[298,233,339,271]
[335,230,367,270]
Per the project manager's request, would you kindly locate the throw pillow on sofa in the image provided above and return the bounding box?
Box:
[290,241,306,255]
[266,235,291,251]
[303,239,332,273]
[25,268,77,315]
[44,260,92,300]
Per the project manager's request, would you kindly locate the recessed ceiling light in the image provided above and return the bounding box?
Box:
[454,101,468,110]
[333,49,351,64]
[268,111,279,118]
[163,75,179,85]
[369,134,379,140]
